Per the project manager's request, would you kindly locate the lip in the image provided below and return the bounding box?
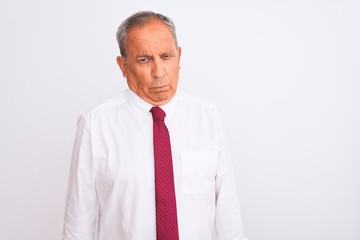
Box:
[151,85,169,92]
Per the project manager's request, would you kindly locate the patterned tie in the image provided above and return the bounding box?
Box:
[150,107,179,240]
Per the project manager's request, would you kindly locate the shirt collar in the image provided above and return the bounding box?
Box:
[126,89,178,120]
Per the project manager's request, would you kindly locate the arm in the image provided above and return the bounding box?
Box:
[214,112,248,240]
[63,115,99,240]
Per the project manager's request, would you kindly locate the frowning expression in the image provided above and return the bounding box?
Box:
[117,20,182,106]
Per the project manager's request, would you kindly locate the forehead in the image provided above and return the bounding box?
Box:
[125,20,176,53]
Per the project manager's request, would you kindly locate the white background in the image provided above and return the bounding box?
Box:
[1,0,359,239]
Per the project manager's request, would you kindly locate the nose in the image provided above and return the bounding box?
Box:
[151,58,165,79]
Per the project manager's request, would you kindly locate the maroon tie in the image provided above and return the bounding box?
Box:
[150,107,179,240]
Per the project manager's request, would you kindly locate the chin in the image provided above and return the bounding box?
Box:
[150,96,172,106]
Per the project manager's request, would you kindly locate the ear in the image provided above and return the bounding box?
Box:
[116,56,127,78]
[177,47,182,68]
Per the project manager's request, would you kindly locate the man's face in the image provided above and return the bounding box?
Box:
[117,20,182,106]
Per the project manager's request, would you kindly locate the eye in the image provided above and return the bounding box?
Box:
[161,53,173,60]
[137,57,149,64]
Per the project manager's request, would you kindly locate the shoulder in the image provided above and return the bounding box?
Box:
[79,90,128,122]
[176,91,219,113]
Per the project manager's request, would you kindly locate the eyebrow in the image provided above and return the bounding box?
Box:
[135,51,175,59]
[139,48,176,55]
[136,54,151,58]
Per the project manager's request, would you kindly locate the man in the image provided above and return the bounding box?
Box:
[63,11,248,240]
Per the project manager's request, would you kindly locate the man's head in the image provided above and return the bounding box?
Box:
[116,11,182,106]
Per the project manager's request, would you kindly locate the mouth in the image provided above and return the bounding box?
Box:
[151,85,169,92]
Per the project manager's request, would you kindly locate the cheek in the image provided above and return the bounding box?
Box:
[129,73,152,89]
[169,66,180,81]
[128,68,147,85]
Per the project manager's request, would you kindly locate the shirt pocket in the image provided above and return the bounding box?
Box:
[181,150,219,194]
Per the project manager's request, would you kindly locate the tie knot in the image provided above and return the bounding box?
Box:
[150,107,166,122]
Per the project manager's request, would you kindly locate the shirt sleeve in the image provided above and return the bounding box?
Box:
[214,110,249,240]
[63,114,99,240]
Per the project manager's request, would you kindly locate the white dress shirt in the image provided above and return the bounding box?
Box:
[63,89,248,240]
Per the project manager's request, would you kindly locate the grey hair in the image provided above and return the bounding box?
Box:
[116,11,178,59]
